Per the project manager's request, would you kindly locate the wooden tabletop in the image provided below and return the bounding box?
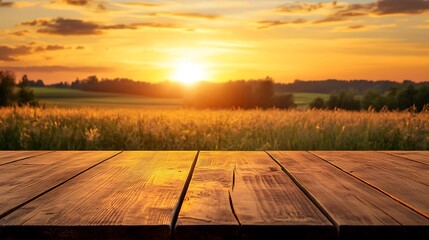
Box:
[0,151,427,240]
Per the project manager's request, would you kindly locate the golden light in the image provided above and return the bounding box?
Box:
[171,61,206,84]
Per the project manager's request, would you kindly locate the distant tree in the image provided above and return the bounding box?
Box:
[254,78,274,108]
[396,84,417,110]
[274,79,403,94]
[273,94,296,109]
[326,90,360,110]
[227,80,254,108]
[20,74,29,86]
[362,90,388,111]
[360,84,429,112]
[326,94,339,110]
[71,78,80,89]
[84,76,98,90]
[309,97,325,109]
[185,79,277,109]
[22,77,46,87]
[385,86,399,109]
[415,86,429,112]
[51,81,70,88]
[36,79,45,87]
[17,75,38,106]
[0,71,16,106]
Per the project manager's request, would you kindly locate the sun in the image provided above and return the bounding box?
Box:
[171,61,206,85]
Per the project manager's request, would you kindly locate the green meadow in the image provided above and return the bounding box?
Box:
[31,87,328,108]
[288,92,329,108]
[31,87,182,108]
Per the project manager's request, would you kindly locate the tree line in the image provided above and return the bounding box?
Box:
[3,70,428,111]
[51,76,184,98]
[310,83,429,112]
[276,79,429,94]
[185,77,296,109]
[0,71,38,107]
[50,75,296,109]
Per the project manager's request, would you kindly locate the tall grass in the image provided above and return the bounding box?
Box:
[0,107,428,150]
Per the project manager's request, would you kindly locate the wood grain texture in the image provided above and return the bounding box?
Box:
[0,151,53,165]
[269,151,429,240]
[176,151,239,240]
[1,151,428,240]
[0,151,119,218]
[0,151,196,240]
[382,151,429,165]
[312,151,429,217]
[176,151,334,240]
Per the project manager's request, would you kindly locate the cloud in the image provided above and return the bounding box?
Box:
[119,2,161,7]
[64,0,90,5]
[132,22,180,28]
[152,12,221,20]
[258,18,307,29]
[22,18,102,35]
[34,45,66,52]
[53,0,106,11]
[0,45,32,61]
[0,43,86,61]
[376,0,429,15]
[334,24,396,32]
[21,18,181,35]
[2,65,111,73]
[0,0,13,7]
[275,2,325,13]
[346,25,366,30]
[314,0,429,24]
[314,3,375,24]
[10,30,29,36]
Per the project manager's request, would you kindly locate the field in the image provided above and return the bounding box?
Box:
[290,92,329,107]
[31,87,182,108]
[1,106,428,150]
[31,87,327,108]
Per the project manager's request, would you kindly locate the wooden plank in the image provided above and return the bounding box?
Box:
[382,151,429,165]
[0,151,197,240]
[0,151,53,165]
[312,151,429,217]
[176,151,334,240]
[175,151,239,240]
[233,151,334,240]
[269,151,429,240]
[0,151,119,219]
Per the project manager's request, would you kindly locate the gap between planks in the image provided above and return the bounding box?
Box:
[267,151,429,240]
[0,151,55,167]
[170,151,200,240]
[382,151,429,166]
[307,151,429,220]
[2,151,427,240]
[265,151,340,237]
[176,151,334,240]
[0,151,123,220]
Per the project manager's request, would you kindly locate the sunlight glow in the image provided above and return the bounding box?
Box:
[171,61,206,85]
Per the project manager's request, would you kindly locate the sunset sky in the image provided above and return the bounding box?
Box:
[1,0,429,83]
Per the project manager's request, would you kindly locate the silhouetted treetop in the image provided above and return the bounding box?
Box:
[275,79,429,94]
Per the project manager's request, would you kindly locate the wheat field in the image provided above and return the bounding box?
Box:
[0,107,428,150]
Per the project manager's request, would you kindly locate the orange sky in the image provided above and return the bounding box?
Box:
[1,0,429,83]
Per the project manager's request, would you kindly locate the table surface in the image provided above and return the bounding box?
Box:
[0,151,428,240]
